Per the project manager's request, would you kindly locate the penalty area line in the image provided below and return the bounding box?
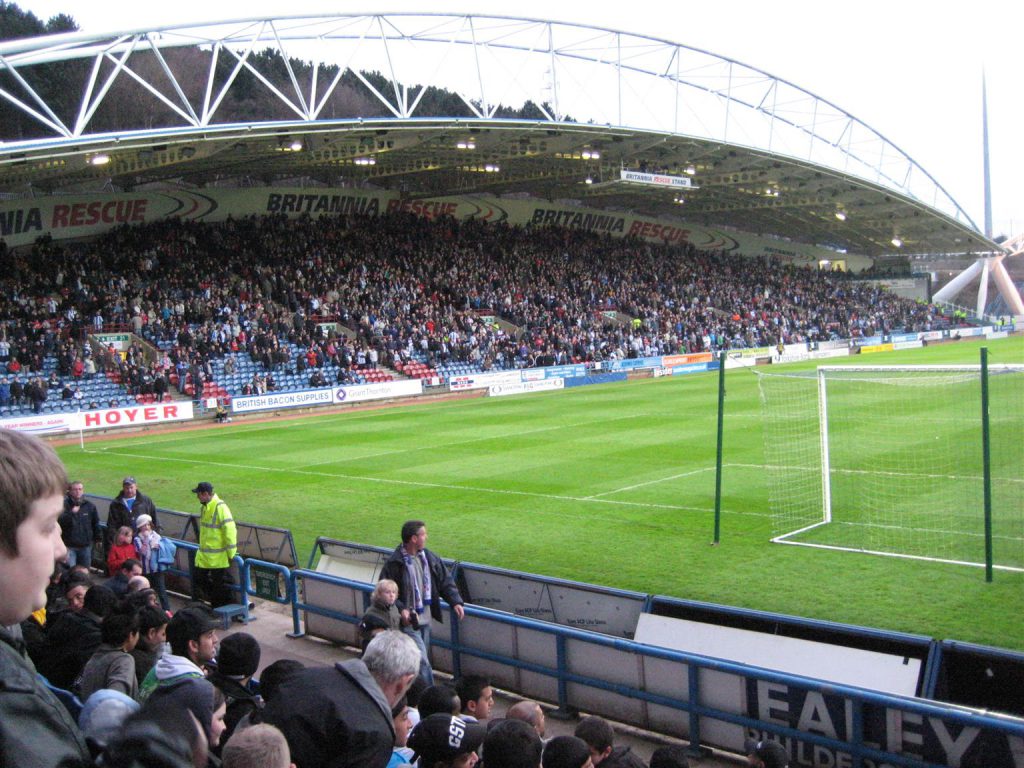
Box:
[584,466,717,498]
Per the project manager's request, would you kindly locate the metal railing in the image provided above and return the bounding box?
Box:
[282,568,1024,768]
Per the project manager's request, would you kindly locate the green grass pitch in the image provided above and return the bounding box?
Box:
[58,336,1024,650]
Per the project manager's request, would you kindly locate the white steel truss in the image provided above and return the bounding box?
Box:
[0,13,977,230]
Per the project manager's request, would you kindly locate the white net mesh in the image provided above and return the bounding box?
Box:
[756,366,1024,571]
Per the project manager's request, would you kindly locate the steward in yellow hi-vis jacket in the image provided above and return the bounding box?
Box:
[191,481,237,608]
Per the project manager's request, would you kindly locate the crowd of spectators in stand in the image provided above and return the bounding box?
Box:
[0,213,947,411]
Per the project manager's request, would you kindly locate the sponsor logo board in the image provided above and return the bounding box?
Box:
[0,413,74,434]
[663,352,714,366]
[334,379,423,403]
[2,402,193,434]
[450,371,523,391]
[78,402,194,431]
[670,362,712,375]
[860,343,895,354]
[233,380,423,413]
[744,679,1022,768]
[233,388,334,413]
[488,378,564,397]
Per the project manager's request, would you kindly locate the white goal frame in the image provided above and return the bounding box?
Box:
[764,363,1024,572]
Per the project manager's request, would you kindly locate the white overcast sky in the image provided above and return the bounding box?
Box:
[17,0,1024,242]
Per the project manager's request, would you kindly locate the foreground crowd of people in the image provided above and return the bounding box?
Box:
[0,428,792,768]
[0,213,945,412]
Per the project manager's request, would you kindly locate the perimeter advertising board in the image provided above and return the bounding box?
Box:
[662,352,714,367]
[772,347,850,364]
[603,356,663,371]
[671,362,714,375]
[521,364,586,381]
[488,379,564,397]
[232,379,423,413]
[859,343,895,355]
[889,333,920,344]
[854,336,884,347]
[0,412,75,435]
[954,327,989,338]
[79,402,194,431]
[742,681,1023,768]
[0,402,194,434]
[449,371,523,391]
[231,388,333,413]
[333,379,423,404]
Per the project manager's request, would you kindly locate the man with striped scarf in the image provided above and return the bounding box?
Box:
[381,520,465,684]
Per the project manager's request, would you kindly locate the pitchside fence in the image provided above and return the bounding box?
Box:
[290,537,1024,767]
[87,494,298,566]
[285,569,1024,768]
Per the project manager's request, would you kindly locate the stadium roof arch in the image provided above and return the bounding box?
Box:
[0,13,995,258]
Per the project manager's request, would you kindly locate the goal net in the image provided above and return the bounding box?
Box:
[755,365,1024,571]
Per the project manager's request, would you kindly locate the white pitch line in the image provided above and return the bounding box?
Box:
[585,466,716,498]
[94,408,665,473]
[729,462,1024,484]
[292,409,658,470]
[94,448,771,517]
[82,394,495,451]
[832,520,1024,540]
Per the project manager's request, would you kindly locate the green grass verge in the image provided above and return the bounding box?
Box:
[58,335,1024,649]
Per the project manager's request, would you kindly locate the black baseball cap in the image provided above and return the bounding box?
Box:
[192,481,214,494]
[408,714,486,763]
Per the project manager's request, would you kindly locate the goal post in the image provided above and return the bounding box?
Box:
[755,361,1024,573]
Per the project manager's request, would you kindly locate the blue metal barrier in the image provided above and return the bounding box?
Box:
[240,558,295,606]
[162,536,196,581]
[285,568,1024,768]
[288,567,373,640]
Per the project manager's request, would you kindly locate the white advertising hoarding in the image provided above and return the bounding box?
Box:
[232,379,424,413]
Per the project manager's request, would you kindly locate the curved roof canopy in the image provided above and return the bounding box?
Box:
[0,13,992,256]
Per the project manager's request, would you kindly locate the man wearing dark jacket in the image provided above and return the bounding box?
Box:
[106,476,158,550]
[379,520,466,685]
[207,631,262,756]
[60,480,101,569]
[262,630,420,768]
[42,584,117,690]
